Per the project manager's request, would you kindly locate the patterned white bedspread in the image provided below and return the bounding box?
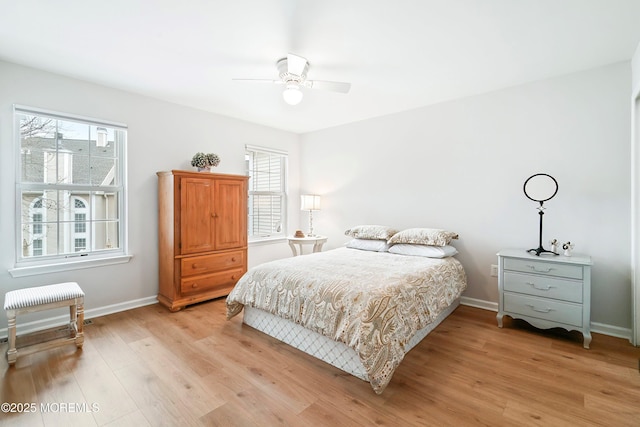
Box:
[226,247,467,394]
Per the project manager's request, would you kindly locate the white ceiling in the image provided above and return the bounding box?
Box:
[2,0,640,133]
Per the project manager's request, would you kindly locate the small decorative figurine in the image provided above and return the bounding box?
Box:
[294,229,305,238]
[562,241,574,257]
[550,239,558,253]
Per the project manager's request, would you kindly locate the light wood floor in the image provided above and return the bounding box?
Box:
[1,299,639,426]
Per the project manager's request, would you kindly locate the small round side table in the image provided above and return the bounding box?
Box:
[287,235,327,256]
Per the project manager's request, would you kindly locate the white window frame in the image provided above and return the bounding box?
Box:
[246,144,288,243]
[10,105,131,277]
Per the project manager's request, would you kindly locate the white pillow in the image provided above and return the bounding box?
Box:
[387,228,458,247]
[344,225,399,240]
[346,238,391,252]
[388,244,458,258]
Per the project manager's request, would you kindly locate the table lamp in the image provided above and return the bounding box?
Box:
[300,194,321,236]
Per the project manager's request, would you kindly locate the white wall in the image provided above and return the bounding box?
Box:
[301,62,632,331]
[0,60,300,332]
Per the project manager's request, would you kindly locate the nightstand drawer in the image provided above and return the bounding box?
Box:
[181,250,245,277]
[503,271,583,303]
[504,257,582,280]
[504,293,582,327]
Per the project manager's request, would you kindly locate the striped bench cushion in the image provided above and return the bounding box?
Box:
[4,282,84,310]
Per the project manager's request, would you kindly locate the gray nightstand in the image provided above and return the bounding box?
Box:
[497,249,592,348]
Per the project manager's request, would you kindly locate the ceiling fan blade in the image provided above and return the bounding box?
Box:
[232,78,282,85]
[305,80,351,93]
[287,53,308,76]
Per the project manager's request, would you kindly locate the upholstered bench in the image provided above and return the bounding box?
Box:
[4,282,85,365]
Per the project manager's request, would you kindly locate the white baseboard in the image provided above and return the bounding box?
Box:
[0,296,158,339]
[461,297,633,343]
[591,322,633,342]
[83,296,159,320]
[461,296,498,312]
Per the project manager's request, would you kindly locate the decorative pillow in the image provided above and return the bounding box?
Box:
[388,244,458,258]
[344,225,399,240]
[346,238,391,252]
[387,228,459,247]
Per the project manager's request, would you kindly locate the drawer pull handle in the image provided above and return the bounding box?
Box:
[526,282,555,291]
[192,283,199,288]
[526,304,553,313]
[231,257,236,262]
[526,264,554,273]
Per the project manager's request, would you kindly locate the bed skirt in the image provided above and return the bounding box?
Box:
[242,297,461,382]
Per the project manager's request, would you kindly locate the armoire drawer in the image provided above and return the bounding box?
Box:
[180,250,245,277]
[503,257,582,280]
[504,293,583,327]
[180,268,245,295]
[503,271,583,303]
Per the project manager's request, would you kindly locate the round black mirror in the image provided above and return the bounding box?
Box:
[524,173,559,256]
[524,173,558,203]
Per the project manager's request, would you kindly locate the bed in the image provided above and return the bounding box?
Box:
[226,245,467,394]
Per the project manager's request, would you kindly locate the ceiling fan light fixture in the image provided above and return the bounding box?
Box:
[233,54,350,103]
[282,84,303,105]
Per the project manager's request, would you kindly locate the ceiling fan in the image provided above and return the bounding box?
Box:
[233,53,351,105]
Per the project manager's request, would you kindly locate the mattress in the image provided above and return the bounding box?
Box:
[242,297,461,381]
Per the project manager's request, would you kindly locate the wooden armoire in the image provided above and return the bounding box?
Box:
[157,170,248,311]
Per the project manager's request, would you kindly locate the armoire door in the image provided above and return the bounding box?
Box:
[180,177,216,254]
[214,178,247,250]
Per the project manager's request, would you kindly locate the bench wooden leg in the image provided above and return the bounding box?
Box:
[70,303,77,336]
[6,309,17,365]
[75,299,84,348]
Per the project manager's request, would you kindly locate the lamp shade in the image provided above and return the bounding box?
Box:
[301,194,321,211]
[283,84,303,105]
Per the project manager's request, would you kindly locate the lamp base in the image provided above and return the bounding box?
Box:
[527,247,558,256]
[307,210,315,238]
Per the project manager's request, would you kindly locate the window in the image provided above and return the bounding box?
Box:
[29,198,44,257]
[31,199,44,235]
[73,197,88,251]
[33,214,43,235]
[32,239,43,257]
[245,145,287,241]
[74,238,87,252]
[74,214,86,233]
[14,105,128,271]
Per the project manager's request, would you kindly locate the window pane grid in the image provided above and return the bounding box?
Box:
[249,195,283,237]
[33,239,43,256]
[32,213,43,234]
[74,238,87,252]
[74,213,87,233]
